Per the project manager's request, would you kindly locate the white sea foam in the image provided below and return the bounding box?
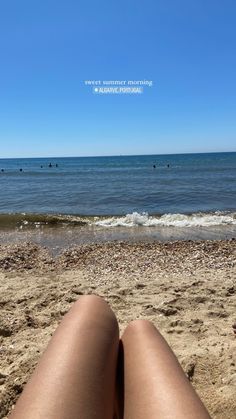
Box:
[94,212,236,228]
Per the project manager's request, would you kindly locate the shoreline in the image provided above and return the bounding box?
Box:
[0,239,236,418]
[0,238,235,272]
[0,223,236,256]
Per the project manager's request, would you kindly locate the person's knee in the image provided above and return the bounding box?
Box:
[123,319,157,338]
[72,295,118,332]
[72,294,110,313]
[74,294,106,307]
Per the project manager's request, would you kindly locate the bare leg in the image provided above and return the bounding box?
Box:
[10,295,119,419]
[119,320,211,419]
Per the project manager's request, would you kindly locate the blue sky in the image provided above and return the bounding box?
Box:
[0,0,235,157]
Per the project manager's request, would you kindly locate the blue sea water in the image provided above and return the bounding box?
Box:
[0,152,235,219]
[0,152,236,248]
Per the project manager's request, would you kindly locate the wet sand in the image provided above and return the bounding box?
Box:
[0,239,236,418]
[1,223,236,255]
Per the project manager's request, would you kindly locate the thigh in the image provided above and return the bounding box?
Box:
[10,295,119,419]
[119,320,211,419]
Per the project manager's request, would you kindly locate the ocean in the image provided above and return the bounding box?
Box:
[0,152,236,251]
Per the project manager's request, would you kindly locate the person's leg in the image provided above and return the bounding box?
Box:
[10,295,119,419]
[119,319,211,419]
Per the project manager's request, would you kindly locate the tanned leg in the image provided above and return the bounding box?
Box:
[119,319,211,419]
[10,295,119,419]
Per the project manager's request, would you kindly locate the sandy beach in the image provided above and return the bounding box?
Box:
[0,239,236,418]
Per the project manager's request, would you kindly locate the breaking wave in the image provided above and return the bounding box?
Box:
[0,211,236,229]
[94,211,236,228]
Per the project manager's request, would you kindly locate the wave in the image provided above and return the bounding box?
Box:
[0,213,89,228]
[0,211,236,229]
[94,211,236,228]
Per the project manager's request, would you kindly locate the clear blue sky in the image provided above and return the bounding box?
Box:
[0,0,235,157]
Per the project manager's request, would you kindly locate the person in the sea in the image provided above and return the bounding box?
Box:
[9,295,211,419]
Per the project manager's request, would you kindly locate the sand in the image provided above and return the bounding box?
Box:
[0,239,236,418]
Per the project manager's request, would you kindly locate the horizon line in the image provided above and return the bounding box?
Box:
[0,150,236,160]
